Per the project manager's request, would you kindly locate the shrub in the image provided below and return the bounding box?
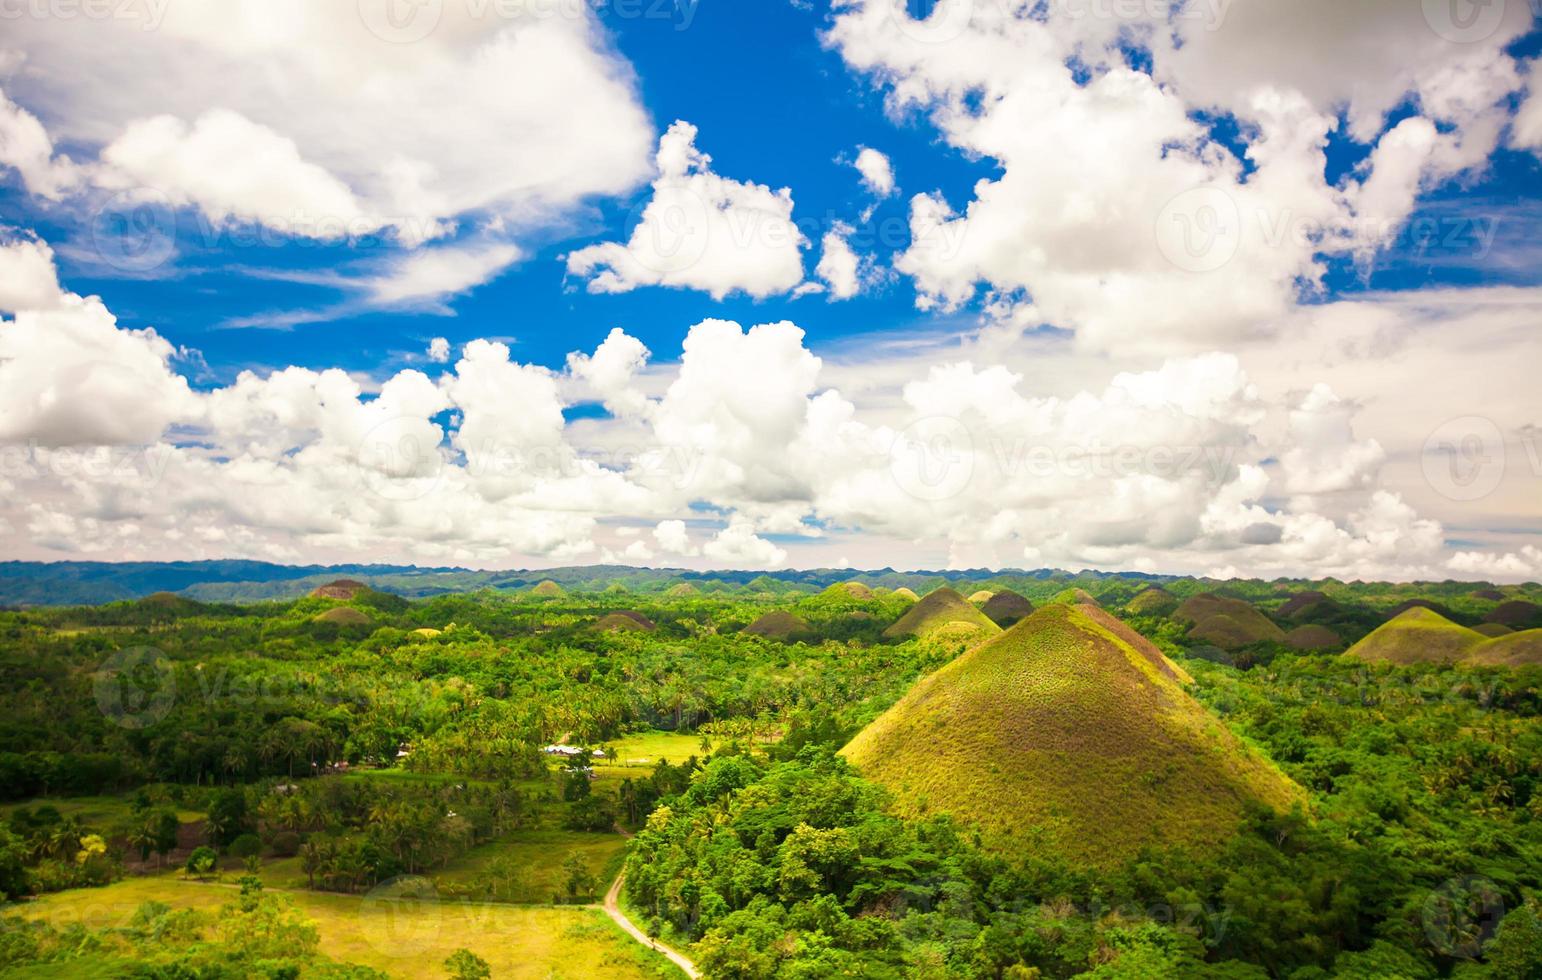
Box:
[269,831,301,858]
[228,834,262,859]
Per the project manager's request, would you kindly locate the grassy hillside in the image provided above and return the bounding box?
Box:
[843,604,1302,867]
[1345,607,1542,666]
[881,587,1001,641]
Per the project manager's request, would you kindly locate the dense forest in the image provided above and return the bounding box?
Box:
[1,572,1540,977]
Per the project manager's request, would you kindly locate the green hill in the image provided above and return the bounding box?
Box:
[981,590,1034,628]
[664,583,699,598]
[824,581,875,601]
[743,610,816,642]
[881,587,1001,641]
[593,611,655,632]
[1050,587,1101,607]
[1175,594,1285,649]
[311,607,370,626]
[1125,586,1178,617]
[1345,608,1542,666]
[892,587,920,602]
[1276,591,1333,620]
[1486,600,1542,629]
[1474,623,1514,637]
[530,580,566,598]
[843,604,1302,867]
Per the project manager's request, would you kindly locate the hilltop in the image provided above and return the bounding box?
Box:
[1176,593,1285,649]
[593,611,656,632]
[1125,586,1178,617]
[881,587,1001,641]
[844,604,1300,867]
[1345,608,1542,667]
[743,610,816,642]
[981,590,1034,628]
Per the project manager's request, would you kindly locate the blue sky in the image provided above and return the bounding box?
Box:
[1,0,1540,578]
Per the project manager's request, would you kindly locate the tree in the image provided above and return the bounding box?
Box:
[562,852,596,903]
[186,845,218,879]
[444,948,491,980]
[0,826,30,900]
[1486,901,1542,980]
[151,809,180,866]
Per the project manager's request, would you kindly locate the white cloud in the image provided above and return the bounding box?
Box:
[1513,60,1542,156]
[702,522,787,567]
[1,2,654,303]
[566,328,652,417]
[565,121,807,299]
[0,293,199,447]
[853,146,894,197]
[1,240,1538,580]
[1278,384,1386,497]
[825,0,1531,354]
[364,241,522,308]
[653,519,699,557]
[1449,546,1542,579]
[813,225,868,300]
[98,110,381,239]
[0,87,81,200]
[0,238,65,313]
[427,337,451,363]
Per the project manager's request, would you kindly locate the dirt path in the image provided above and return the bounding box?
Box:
[601,872,700,979]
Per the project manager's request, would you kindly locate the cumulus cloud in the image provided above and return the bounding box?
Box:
[0,238,65,313]
[565,121,807,299]
[1,241,1537,579]
[702,522,788,568]
[1278,385,1386,497]
[824,0,1531,353]
[853,146,894,197]
[566,328,652,417]
[653,519,699,557]
[98,110,381,239]
[813,225,869,300]
[0,2,653,303]
[0,87,81,200]
[426,337,451,364]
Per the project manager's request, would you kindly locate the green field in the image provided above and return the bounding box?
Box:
[433,829,628,904]
[12,875,682,979]
[599,731,717,767]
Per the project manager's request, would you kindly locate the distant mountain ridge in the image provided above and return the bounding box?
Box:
[0,560,1167,607]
